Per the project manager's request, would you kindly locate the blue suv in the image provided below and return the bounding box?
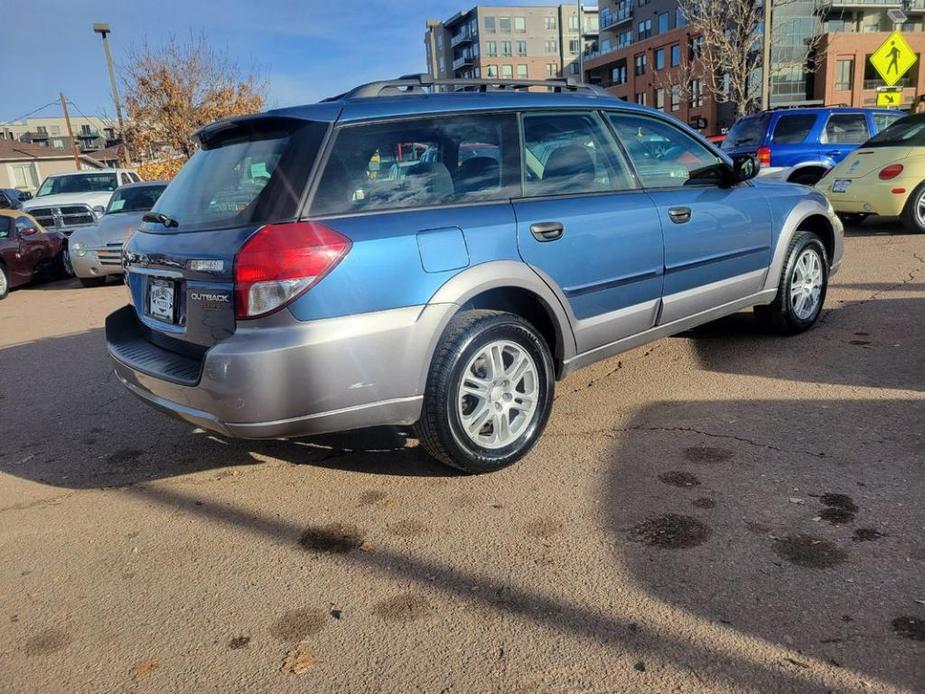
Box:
[722,107,904,185]
[106,75,843,473]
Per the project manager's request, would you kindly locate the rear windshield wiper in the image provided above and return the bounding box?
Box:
[142,212,179,228]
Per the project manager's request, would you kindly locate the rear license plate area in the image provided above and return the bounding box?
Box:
[146,278,177,324]
[832,179,850,194]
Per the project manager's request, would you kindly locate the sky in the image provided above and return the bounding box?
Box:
[3,0,593,123]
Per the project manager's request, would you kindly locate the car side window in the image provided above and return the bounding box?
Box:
[311,113,520,216]
[822,114,869,145]
[607,113,726,188]
[0,217,10,239]
[15,216,34,235]
[873,113,903,133]
[772,115,817,144]
[520,111,634,197]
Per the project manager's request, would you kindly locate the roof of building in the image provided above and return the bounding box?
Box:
[0,139,104,167]
[93,143,125,162]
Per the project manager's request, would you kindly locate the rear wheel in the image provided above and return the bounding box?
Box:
[0,264,8,300]
[754,231,828,334]
[416,310,555,474]
[78,276,107,288]
[900,182,925,234]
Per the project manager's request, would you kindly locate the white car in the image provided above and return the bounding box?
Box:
[22,169,141,235]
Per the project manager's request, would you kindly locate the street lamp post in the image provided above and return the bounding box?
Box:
[92,23,130,162]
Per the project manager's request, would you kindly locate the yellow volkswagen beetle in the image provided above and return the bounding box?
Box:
[816,113,925,233]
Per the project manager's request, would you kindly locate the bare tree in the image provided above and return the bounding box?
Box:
[121,33,266,163]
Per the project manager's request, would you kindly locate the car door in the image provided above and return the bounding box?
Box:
[817,112,870,166]
[15,215,49,270]
[606,112,772,324]
[512,110,664,352]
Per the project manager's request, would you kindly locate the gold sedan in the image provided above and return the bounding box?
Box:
[816,113,925,233]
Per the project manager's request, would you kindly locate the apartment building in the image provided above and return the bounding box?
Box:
[425,4,599,84]
[0,116,120,153]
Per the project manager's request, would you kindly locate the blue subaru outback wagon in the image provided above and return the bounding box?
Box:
[106,75,843,473]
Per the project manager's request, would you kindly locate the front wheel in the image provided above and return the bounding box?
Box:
[0,264,9,300]
[901,182,925,234]
[416,310,555,474]
[754,231,828,334]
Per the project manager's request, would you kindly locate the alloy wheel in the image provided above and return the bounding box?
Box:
[790,248,824,320]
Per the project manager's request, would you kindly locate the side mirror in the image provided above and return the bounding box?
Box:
[19,226,38,237]
[731,155,759,183]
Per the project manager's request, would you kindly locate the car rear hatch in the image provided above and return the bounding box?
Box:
[827,146,914,180]
[720,113,771,158]
[117,116,330,376]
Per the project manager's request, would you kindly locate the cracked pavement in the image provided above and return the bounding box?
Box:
[1,219,923,693]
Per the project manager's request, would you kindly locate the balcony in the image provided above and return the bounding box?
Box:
[599,7,632,30]
[451,29,474,47]
[76,130,100,139]
[452,53,475,70]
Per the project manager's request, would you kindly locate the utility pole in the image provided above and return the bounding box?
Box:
[578,1,585,81]
[93,23,131,163]
[761,0,772,110]
[59,93,81,171]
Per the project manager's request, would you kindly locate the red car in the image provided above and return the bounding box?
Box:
[0,209,67,299]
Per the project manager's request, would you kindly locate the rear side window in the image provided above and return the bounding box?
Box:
[823,114,869,144]
[521,111,634,196]
[873,112,904,133]
[0,216,10,238]
[722,113,770,149]
[771,115,816,144]
[311,114,520,216]
[150,119,328,231]
[864,115,925,147]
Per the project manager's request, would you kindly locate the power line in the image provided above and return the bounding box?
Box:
[0,100,60,128]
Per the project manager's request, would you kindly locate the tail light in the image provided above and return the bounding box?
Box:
[878,164,904,180]
[234,221,351,319]
[756,146,771,167]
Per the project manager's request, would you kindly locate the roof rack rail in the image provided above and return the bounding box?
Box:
[325,73,613,100]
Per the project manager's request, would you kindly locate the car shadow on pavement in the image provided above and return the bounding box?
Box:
[680,299,924,392]
[0,328,453,489]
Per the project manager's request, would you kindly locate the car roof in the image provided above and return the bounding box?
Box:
[115,181,166,190]
[45,169,133,178]
[0,208,35,219]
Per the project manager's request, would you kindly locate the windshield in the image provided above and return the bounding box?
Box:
[37,172,119,197]
[106,184,167,214]
[722,114,771,150]
[149,120,325,231]
[862,115,925,148]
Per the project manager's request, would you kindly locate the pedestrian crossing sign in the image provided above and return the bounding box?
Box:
[869,31,917,86]
[876,86,903,107]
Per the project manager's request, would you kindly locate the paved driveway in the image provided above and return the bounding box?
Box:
[1,220,923,693]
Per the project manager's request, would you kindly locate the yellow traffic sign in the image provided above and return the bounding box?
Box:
[870,31,917,86]
[876,88,902,107]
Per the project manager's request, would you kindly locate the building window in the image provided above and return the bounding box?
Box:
[439,57,445,72]
[484,16,496,33]
[546,63,558,77]
[638,19,652,40]
[658,12,669,33]
[501,41,512,56]
[514,16,526,32]
[676,9,687,28]
[516,40,527,56]
[635,91,648,105]
[501,64,513,78]
[671,85,681,112]
[638,0,650,5]
[611,63,627,85]
[499,16,511,32]
[655,88,665,110]
[671,44,681,67]
[835,59,853,90]
[569,15,580,31]
[690,79,703,107]
[545,39,558,54]
[634,52,647,76]
[616,30,632,49]
[487,41,497,56]
[486,64,498,77]
[569,62,580,75]
[545,16,557,31]
[569,39,580,54]
[517,64,528,78]
[655,48,665,70]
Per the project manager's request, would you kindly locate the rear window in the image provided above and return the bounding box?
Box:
[863,115,925,147]
[106,184,167,214]
[311,114,520,216]
[149,119,327,231]
[873,112,905,134]
[37,172,118,196]
[722,113,770,150]
[771,114,817,144]
[822,114,869,145]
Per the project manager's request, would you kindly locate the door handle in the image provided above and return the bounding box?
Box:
[667,206,692,224]
[530,221,564,242]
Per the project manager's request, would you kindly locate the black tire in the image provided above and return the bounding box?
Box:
[0,264,8,300]
[416,310,555,474]
[79,276,107,288]
[837,213,867,227]
[900,182,925,234]
[754,231,829,335]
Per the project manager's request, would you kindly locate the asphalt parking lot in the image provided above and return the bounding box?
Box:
[1,219,923,693]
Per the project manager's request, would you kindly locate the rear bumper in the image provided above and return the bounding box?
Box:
[818,179,912,217]
[107,302,456,438]
[757,166,790,181]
